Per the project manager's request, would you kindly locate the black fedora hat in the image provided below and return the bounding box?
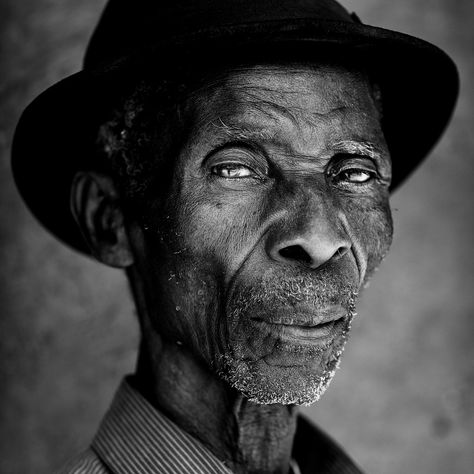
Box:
[12,0,459,256]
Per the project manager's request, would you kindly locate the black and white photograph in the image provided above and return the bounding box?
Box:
[1,1,472,473]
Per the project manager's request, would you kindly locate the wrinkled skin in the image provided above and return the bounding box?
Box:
[132,65,392,401]
[72,64,393,474]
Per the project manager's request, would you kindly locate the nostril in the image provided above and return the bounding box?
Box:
[278,245,312,265]
[276,244,350,268]
[333,246,349,260]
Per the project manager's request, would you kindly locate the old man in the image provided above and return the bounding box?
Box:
[12,0,458,473]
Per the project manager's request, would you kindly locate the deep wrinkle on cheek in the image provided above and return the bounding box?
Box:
[189,196,267,274]
[340,192,393,282]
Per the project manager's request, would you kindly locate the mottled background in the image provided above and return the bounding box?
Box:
[0,0,473,473]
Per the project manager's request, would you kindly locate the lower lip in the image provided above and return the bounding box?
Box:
[253,318,345,345]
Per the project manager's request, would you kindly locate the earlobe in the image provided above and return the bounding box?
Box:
[70,171,135,268]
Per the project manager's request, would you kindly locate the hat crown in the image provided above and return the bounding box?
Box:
[84,0,353,69]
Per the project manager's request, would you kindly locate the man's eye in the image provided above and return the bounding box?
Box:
[336,168,375,184]
[211,163,254,179]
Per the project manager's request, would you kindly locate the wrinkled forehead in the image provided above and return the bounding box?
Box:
[222,63,375,106]
[189,63,384,152]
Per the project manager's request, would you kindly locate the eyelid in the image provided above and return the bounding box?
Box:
[211,161,255,172]
[202,141,269,174]
[211,162,256,180]
[328,153,379,176]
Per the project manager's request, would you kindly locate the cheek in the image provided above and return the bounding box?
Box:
[139,187,266,363]
[140,233,226,363]
[175,187,265,277]
[344,195,393,280]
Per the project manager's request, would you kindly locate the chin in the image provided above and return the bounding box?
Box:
[216,314,353,405]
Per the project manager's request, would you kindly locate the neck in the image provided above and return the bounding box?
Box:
[135,337,298,474]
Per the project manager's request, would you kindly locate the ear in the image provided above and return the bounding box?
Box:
[70,171,135,267]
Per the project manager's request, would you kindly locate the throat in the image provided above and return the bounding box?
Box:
[135,339,298,474]
[232,397,298,474]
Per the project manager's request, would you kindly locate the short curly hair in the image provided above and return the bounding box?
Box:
[95,75,194,206]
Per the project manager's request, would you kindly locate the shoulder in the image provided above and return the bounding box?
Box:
[54,449,109,474]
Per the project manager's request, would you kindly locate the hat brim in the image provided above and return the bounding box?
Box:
[12,19,459,256]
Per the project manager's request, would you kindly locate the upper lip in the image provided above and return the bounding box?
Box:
[252,304,347,327]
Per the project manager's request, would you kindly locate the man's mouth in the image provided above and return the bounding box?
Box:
[251,305,348,345]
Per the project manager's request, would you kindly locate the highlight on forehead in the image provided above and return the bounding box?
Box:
[220,62,378,102]
[193,62,383,137]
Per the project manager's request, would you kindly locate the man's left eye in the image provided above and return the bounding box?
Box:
[337,168,375,184]
[211,163,254,179]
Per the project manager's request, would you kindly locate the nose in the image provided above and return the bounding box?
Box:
[266,198,351,270]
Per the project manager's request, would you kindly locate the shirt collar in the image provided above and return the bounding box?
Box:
[92,377,233,474]
[92,376,362,474]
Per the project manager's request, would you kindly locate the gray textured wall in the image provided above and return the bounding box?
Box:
[1,1,473,473]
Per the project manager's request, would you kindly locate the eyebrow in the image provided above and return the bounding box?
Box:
[211,120,383,157]
[332,140,384,159]
[211,118,277,142]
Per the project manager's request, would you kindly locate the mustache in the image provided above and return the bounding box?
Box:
[228,270,359,317]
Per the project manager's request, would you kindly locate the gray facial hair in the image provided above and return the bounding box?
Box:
[217,274,359,405]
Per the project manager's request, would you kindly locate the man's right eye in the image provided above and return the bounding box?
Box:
[211,163,255,179]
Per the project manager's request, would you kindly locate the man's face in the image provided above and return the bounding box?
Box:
[130,64,393,405]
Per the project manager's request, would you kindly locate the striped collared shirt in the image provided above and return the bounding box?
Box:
[58,377,364,474]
